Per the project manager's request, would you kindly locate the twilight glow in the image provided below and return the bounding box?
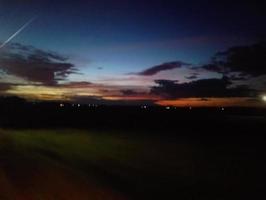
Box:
[0,1,266,107]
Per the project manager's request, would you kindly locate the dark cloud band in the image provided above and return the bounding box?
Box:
[0,43,77,86]
[136,61,190,76]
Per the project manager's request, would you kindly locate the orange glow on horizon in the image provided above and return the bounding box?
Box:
[6,84,265,107]
[156,97,264,107]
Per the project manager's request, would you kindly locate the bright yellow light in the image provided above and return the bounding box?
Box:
[262,95,266,102]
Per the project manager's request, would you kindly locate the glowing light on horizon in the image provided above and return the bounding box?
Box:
[157,97,265,107]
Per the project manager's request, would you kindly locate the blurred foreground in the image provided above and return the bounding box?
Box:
[0,126,265,199]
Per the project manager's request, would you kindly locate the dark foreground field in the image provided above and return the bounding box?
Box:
[0,106,266,199]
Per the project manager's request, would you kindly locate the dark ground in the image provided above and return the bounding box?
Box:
[0,99,265,199]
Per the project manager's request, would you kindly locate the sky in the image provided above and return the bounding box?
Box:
[0,0,266,106]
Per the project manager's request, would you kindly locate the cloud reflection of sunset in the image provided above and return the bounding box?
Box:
[156,98,264,107]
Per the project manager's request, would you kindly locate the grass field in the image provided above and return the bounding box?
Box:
[0,128,264,199]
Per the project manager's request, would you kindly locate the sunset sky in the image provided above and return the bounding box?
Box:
[0,0,266,106]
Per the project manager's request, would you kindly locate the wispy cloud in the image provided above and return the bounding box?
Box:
[133,61,190,76]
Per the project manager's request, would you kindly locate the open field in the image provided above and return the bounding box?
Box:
[0,126,265,199]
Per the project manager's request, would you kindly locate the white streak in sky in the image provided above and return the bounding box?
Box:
[0,17,36,49]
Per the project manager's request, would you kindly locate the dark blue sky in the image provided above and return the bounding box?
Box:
[0,0,265,106]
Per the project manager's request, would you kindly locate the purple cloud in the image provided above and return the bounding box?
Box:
[136,61,190,76]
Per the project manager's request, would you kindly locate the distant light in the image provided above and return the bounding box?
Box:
[72,104,75,107]
[262,95,266,102]
[166,106,170,110]
[60,103,64,107]
[143,105,147,109]
[189,106,192,110]
[221,107,225,111]
[77,104,80,107]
